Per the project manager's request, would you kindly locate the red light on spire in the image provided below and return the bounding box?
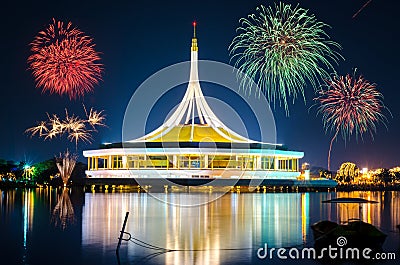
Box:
[192,21,197,38]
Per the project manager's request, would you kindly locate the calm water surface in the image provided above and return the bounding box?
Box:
[1,188,399,265]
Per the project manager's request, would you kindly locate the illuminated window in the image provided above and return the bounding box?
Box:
[237,156,254,170]
[210,155,232,169]
[137,156,153,168]
[127,156,140,169]
[97,157,108,169]
[149,155,168,168]
[179,155,204,169]
[112,156,123,169]
[292,159,298,171]
[261,156,274,170]
[179,155,190,168]
[279,159,287,170]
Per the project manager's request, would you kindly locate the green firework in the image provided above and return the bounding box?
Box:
[229,3,343,113]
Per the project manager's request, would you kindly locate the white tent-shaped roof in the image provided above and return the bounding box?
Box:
[128,23,257,144]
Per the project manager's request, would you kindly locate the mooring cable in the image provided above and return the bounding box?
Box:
[129,237,170,252]
[128,234,253,252]
[118,211,306,256]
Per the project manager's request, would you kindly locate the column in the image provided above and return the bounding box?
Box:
[256,156,261,170]
[122,156,127,169]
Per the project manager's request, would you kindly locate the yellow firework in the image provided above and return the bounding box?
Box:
[26,106,106,147]
[25,121,49,137]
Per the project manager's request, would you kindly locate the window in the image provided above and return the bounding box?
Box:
[210,155,233,169]
[189,156,202,168]
[261,157,274,170]
[98,157,108,169]
[127,156,140,169]
[112,156,123,169]
[291,159,298,171]
[149,155,168,168]
[179,155,204,169]
[278,159,287,170]
[179,156,190,168]
[237,156,254,170]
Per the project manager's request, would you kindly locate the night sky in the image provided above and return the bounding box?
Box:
[1,0,399,171]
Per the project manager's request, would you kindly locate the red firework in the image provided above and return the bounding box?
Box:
[28,19,103,99]
[315,71,387,170]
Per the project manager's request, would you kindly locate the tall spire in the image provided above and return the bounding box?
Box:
[129,23,256,144]
[191,21,198,51]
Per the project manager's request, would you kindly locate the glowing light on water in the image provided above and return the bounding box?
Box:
[51,188,75,229]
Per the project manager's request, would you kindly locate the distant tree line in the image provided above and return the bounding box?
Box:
[0,158,86,186]
[325,162,400,186]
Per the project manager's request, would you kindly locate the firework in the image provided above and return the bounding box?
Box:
[25,106,105,146]
[315,71,387,171]
[44,130,59,141]
[229,3,342,113]
[28,19,103,99]
[67,130,93,146]
[353,0,373,19]
[84,105,106,128]
[63,109,87,133]
[56,150,77,186]
[25,121,48,137]
[47,113,65,136]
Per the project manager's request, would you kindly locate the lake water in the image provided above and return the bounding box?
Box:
[1,188,399,265]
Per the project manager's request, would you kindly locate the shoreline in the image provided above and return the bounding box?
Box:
[2,181,400,192]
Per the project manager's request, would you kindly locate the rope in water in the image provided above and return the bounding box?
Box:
[122,231,305,253]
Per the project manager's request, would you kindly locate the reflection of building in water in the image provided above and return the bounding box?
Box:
[82,192,309,264]
[333,191,382,228]
[0,189,17,216]
[390,192,400,231]
[0,189,17,215]
[301,193,309,243]
[82,193,134,249]
[252,193,307,248]
[311,189,400,250]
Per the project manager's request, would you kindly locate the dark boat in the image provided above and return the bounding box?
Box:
[311,198,387,250]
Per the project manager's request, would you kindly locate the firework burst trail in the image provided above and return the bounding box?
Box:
[83,104,106,129]
[315,71,387,171]
[56,150,77,186]
[25,107,105,148]
[353,0,373,19]
[229,3,343,114]
[28,19,103,99]
[25,121,48,137]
